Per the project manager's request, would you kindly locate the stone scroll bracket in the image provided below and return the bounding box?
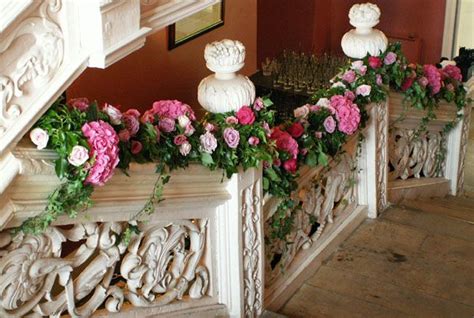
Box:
[215,166,264,317]
[358,102,389,218]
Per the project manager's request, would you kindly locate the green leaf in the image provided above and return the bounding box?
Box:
[265,167,281,182]
[305,151,317,166]
[55,158,68,179]
[318,151,329,166]
[200,152,214,166]
[263,97,274,107]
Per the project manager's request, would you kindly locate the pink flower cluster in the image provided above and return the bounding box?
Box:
[423,64,442,95]
[81,120,120,186]
[330,95,361,135]
[142,100,197,136]
[442,65,462,82]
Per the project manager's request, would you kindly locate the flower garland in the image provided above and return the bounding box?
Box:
[21,43,469,243]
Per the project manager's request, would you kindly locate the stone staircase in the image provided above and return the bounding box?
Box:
[279,194,474,317]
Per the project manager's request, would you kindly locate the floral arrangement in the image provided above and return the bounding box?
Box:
[22,42,469,243]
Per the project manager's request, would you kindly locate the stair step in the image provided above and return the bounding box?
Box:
[401,199,474,224]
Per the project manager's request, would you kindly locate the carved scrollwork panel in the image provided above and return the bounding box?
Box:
[0,220,209,317]
[456,105,471,193]
[389,128,446,181]
[264,153,357,286]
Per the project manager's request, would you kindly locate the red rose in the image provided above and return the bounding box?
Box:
[131,140,143,154]
[401,77,414,91]
[236,106,256,125]
[283,158,297,173]
[287,122,304,138]
[368,56,382,69]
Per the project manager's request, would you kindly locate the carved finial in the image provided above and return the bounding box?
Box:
[204,39,246,74]
[341,2,387,58]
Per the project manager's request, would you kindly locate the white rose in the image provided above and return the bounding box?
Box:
[68,145,90,167]
[316,98,331,108]
[179,142,192,156]
[178,115,190,128]
[331,81,346,89]
[29,128,49,150]
[103,103,122,125]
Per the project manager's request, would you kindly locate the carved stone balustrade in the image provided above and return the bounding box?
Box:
[0,140,263,317]
[387,91,471,203]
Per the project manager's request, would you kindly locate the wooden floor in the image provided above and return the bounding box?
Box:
[279,195,474,318]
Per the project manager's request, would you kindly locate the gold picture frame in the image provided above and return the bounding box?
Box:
[168,1,225,50]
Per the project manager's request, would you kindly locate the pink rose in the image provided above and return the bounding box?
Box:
[418,76,429,87]
[310,105,321,112]
[118,129,131,142]
[103,103,122,125]
[223,127,240,149]
[287,122,304,138]
[68,145,89,167]
[351,60,367,75]
[315,131,323,139]
[384,52,397,65]
[368,56,382,69]
[68,98,89,111]
[225,116,239,125]
[342,70,356,83]
[205,122,216,132]
[180,142,191,156]
[344,90,356,101]
[376,74,383,86]
[141,110,155,124]
[253,97,264,111]
[356,84,371,96]
[185,123,195,136]
[294,105,310,118]
[159,117,176,133]
[248,136,260,146]
[131,140,143,154]
[30,127,49,149]
[236,106,256,125]
[323,116,336,133]
[123,109,141,136]
[200,131,218,153]
[174,134,187,145]
[283,158,297,173]
[262,121,271,136]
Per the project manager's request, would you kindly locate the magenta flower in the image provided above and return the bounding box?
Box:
[236,106,256,125]
[442,65,462,81]
[330,95,361,135]
[423,64,442,94]
[223,127,240,148]
[152,100,196,120]
[81,120,120,186]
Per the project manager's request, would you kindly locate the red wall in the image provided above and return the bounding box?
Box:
[258,0,446,65]
[68,0,257,114]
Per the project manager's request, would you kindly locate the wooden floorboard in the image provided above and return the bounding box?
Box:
[280,197,474,317]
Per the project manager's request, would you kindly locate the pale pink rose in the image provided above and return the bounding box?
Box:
[384,52,397,65]
[376,74,383,86]
[200,131,218,153]
[356,84,372,96]
[180,142,192,156]
[342,70,356,83]
[131,140,143,154]
[248,136,260,146]
[262,121,271,136]
[30,127,49,150]
[223,127,240,148]
[68,145,89,167]
[315,131,323,139]
[253,97,264,111]
[173,134,187,145]
[205,122,216,132]
[323,116,336,133]
[68,98,89,111]
[293,105,310,118]
[185,123,195,136]
[178,115,190,128]
[418,76,429,87]
[225,116,239,125]
[118,129,130,142]
[159,117,176,133]
[316,98,331,107]
[309,105,321,112]
[351,60,367,75]
[103,103,122,125]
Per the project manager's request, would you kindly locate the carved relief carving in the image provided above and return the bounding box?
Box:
[265,154,357,285]
[389,128,446,180]
[242,181,264,317]
[0,220,209,317]
[0,0,64,136]
[456,105,472,193]
[376,104,388,212]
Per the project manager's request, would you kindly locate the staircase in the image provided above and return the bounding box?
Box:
[279,194,474,317]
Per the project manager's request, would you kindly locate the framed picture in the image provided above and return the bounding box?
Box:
[168,1,225,50]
